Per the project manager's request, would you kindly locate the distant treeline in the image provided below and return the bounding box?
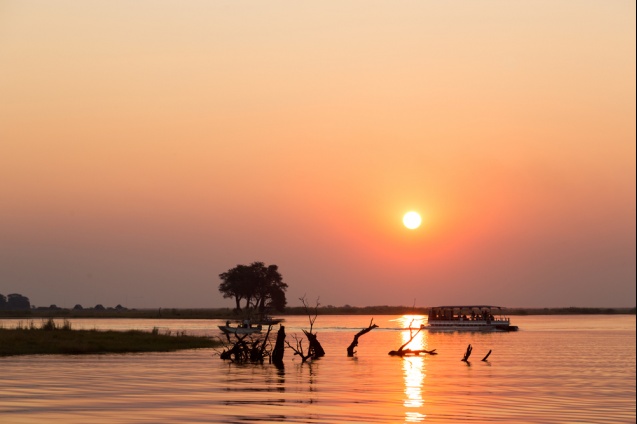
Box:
[284,305,637,316]
[504,307,637,315]
[1,303,634,319]
[0,293,130,315]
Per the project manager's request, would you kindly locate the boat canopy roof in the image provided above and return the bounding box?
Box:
[430,305,504,310]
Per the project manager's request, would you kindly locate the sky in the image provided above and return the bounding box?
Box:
[0,1,635,309]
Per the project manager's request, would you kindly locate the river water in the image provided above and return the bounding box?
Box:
[0,315,634,423]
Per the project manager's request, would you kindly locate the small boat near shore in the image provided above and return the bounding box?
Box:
[422,305,519,332]
[218,321,263,335]
[252,315,284,325]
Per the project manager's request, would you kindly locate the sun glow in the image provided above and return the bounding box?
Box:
[403,211,422,230]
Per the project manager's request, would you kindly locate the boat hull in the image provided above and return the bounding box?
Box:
[253,319,284,326]
[423,320,518,332]
[218,325,262,335]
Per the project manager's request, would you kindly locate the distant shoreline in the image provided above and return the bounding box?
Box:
[1,306,634,320]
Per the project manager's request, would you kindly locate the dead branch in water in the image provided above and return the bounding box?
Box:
[302,295,319,333]
[219,333,250,362]
[461,344,472,362]
[347,318,378,357]
[282,296,326,363]
[298,295,325,359]
[253,324,273,362]
[388,319,437,357]
[388,348,437,356]
[218,326,273,364]
[285,333,313,363]
[481,349,492,361]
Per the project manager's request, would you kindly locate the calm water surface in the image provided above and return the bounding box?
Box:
[0,315,634,423]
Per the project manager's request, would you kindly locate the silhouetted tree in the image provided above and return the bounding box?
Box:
[218,262,288,314]
[218,264,254,311]
[0,294,6,309]
[251,263,287,314]
[268,285,287,312]
[7,293,31,310]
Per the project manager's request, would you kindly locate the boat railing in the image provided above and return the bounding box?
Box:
[427,315,510,323]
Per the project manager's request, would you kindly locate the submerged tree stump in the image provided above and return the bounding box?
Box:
[347,319,379,357]
[303,329,325,358]
[272,325,286,367]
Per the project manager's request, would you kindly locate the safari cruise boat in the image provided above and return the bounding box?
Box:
[422,305,518,332]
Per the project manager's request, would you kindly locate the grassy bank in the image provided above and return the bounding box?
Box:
[0,319,220,356]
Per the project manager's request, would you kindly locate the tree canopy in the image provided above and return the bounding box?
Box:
[0,293,31,310]
[218,262,288,314]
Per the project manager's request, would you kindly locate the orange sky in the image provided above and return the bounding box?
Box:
[0,1,635,308]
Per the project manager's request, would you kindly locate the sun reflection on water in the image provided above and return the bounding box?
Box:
[398,315,429,422]
[404,356,424,408]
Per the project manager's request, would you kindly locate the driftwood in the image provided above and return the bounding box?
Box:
[388,320,437,357]
[388,348,437,356]
[271,325,286,367]
[461,344,472,362]
[347,319,379,357]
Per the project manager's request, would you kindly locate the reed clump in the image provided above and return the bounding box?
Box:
[0,319,219,356]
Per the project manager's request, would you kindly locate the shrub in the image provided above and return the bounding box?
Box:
[41,318,57,331]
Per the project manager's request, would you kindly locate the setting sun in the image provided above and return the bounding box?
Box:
[403,211,422,230]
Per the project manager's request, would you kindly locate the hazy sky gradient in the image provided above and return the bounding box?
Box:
[1,1,635,309]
